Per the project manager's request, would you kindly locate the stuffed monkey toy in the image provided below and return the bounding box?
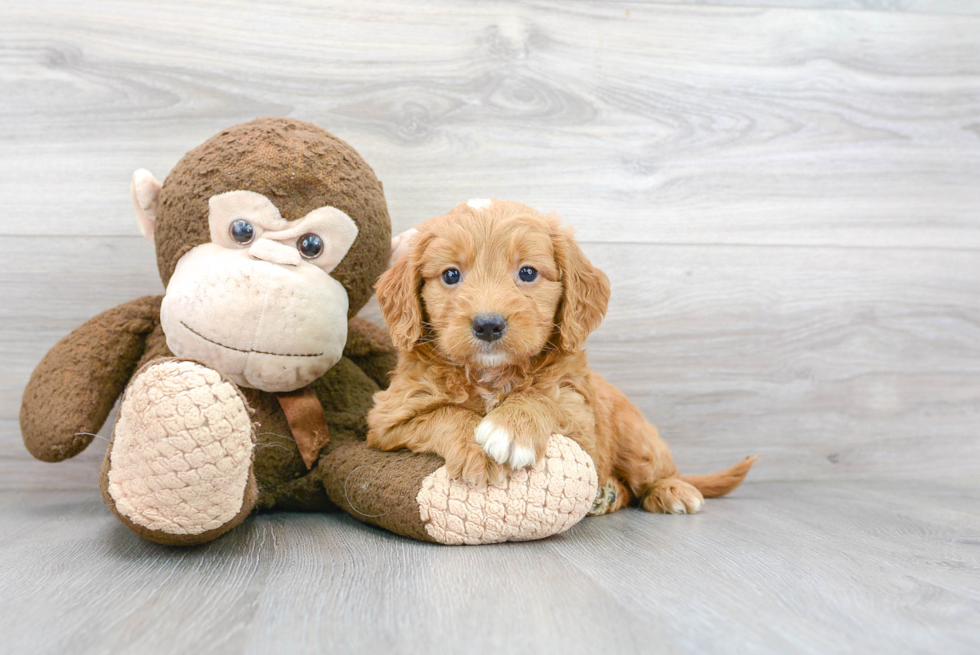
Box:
[19,118,597,546]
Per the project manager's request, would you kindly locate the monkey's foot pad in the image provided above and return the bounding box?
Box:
[105,360,255,541]
[588,480,620,516]
[417,435,598,545]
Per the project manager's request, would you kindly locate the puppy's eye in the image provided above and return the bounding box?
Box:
[297,233,324,259]
[230,219,255,245]
[442,268,461,285]
[519,266,538,282]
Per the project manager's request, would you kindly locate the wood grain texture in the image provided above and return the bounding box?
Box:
[1,1,979,248]
[0,482,977,654]
[2,236,977,481]
[2,1,979,653]
[626,0,980,15]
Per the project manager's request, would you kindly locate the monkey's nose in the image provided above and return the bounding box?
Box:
[472,314,507,342]
[249,238,301,267]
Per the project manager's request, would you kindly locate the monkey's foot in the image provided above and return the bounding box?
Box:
[588,478,631,516]
[417,434,598,545]
[101,359,258,545]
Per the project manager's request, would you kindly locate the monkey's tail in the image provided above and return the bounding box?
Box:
[681,455,759,498]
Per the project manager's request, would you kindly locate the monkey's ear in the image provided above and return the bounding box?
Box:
[131,169,162,243]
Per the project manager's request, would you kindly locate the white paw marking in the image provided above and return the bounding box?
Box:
[473,418,537,468]
[473,418,496,446]
[475,419,513,464]
[670,491,704,514]
[509,445,536,469]
[466,198,492,210]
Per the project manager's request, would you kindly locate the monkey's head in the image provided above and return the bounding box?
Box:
[132,118,391,393]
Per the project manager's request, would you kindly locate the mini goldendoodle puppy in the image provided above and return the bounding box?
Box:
[367,199,756,514]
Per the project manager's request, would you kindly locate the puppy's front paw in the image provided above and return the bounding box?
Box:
[443,443,505,486]
[474,417,538,469]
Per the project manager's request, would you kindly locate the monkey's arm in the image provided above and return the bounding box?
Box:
[20,295,162,462]
[343,316,398,389]
[313,357,597,545]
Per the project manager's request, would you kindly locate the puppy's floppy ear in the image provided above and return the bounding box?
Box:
[553,224,610,353]
[375,231,427,351]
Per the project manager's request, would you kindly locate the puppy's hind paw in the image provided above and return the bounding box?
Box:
[642,478,705,515]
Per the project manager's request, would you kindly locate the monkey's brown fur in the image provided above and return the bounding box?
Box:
[154,119,390,316]
[20,118,450,543]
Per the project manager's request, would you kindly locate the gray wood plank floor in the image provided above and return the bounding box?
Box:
[1,481,977,654]
[2,0,978,653]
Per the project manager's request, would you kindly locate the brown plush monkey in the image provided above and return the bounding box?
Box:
[19,118,597,546]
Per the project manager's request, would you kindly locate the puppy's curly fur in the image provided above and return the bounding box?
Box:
[368,200,756,514]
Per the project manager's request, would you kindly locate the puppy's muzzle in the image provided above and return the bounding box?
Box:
[472,314,507,342]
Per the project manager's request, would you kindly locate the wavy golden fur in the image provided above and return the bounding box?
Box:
[368,200,756,514]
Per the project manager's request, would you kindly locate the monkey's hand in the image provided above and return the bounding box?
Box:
[20,295,162,462]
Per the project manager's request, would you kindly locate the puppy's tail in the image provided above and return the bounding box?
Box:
[681,455,759,498]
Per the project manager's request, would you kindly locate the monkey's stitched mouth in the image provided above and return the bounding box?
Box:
[180,321,324,358]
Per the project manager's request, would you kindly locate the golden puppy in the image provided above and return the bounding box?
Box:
[367,199,756,514]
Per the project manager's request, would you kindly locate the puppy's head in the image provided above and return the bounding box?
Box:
[376,199,610,368]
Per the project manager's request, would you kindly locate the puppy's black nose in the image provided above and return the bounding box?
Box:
[472,314,507,342]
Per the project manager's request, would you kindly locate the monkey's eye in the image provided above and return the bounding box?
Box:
[230,219,255,245]
[442,268,461,285]
[519,266,538,282]
[298,233,324,260]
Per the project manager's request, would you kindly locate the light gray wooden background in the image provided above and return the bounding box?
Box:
[1,1,978,654]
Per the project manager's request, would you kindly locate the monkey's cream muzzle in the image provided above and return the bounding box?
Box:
[159,190,359,393]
